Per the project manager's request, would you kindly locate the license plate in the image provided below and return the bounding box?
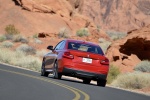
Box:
[82,58,92,63]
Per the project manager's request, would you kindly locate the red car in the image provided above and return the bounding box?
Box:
[41,39,109,86]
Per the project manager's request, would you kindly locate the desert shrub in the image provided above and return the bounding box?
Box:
[58,28,70,38]
[0,48,41,72]
[36,49,47,57]
[98,38,111,53]
[33,34,38,38]
[112,72,150,89]
[76,28,90,37]
[97,25,101,32]
[5,24,20,40]
[34,39,42,44]
[134,60,150,72]
[0,48,12,63]
[106,31,127,40]
[2,41,13,48]
[14,55,41,72]
[107,65,120,84]
[16,44,36,55]
[0,35,6,42]
[13,35,29,43]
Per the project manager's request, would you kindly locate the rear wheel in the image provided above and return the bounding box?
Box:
[83,79,91,84]
[97,79,106,87]
[53,62,62,79]
[41,61,49,77]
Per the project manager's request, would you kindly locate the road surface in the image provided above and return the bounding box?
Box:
[0,64,149,100]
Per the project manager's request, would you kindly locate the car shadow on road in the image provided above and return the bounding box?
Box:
[48,75,98,86]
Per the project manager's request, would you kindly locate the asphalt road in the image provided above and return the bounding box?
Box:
[0,64,150,100]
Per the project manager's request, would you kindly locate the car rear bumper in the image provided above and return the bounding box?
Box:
[62,67,107,81]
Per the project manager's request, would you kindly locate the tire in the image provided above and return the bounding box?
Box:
[83,79,91,84]
[41,61,49,77]
[97,79,106,87]
[53,62,62,79]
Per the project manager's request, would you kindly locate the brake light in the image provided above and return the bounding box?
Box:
[63,52,74,59]
[100,58,109,65]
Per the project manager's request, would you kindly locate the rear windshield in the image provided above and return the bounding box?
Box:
[68,42,104,55]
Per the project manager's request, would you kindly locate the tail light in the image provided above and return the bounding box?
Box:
[100,58,109,65]
[63,52,74,59]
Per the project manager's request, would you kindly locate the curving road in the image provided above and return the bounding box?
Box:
[0,64,150,100]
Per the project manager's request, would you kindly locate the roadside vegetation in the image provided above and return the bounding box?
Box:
[0,24,45,72]
[1,41,14,48]
[107,65,120,84]
[0,48,41,72]
[112,72,150,89]
[134,60,150,72]
[111,60,150,90]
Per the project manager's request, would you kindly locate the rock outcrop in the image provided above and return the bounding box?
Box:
[1,0,109,39]
[106,25,150,72]
[79,0,150,32]
[12,0,150,32]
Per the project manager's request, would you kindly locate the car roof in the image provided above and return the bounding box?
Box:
[65,39,99,46]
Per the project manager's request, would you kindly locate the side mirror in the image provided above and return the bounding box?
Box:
[47,46,53,50]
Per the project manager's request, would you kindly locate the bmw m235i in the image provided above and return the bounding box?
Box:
[41,39,109,87]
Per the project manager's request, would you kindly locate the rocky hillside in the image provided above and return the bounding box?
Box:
[1,0,108,39]
[80,0,150,32]
[106,25,150,72]
[1,0,150,36]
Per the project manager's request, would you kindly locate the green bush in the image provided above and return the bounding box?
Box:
[107,65,120,84]
[106,31,127,40]
[0,35,6,42]
[5,24,20,40]
[58,28,70,38]
[2,41,13,48]
[16,44,36,55]
[112,72,150,89]
[76,28,89,37]
[134,60,150,72]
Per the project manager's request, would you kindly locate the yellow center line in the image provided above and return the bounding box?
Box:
[0,68,90,100]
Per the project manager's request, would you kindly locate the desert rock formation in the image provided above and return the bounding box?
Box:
[80,0,150,32]
[106,25,150,72]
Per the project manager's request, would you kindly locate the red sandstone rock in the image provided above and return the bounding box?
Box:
[106,25,150,73]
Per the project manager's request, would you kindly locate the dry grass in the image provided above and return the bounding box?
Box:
[13,35,29,43]
[16,44,36,55]
[76,28,90,37]
[134,60,150,72]
[58,27,70,38]
[1,41,14,48]
[0,35,6,42]
[34,39,43,44]
[112,72,150,89]
[0,48,41,72]
[107,65,120,84]
[98,38,111,53]
[36,49,47,57]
